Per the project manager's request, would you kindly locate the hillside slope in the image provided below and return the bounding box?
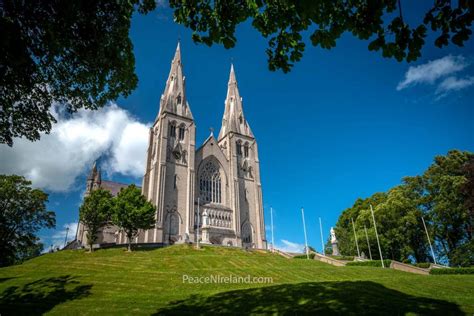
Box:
[0,245,473,315]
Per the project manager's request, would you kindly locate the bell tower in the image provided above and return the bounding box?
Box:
[142,43,196,244]
[217,64,266,249]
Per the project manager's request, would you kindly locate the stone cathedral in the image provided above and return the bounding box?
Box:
[76,44,267,249]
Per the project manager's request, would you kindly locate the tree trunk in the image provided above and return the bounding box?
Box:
[127,231,132,252]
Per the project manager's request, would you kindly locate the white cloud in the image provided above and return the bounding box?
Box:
[52,222,78,241]
[0,103,150,192]
[275,239,305,253]
[397,55,469,90]
[106,121,150,177]
[435,76,474,99]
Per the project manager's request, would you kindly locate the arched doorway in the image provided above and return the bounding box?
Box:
[241,221,254,247]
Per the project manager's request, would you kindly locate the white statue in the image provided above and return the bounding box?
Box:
[330,227,340,256]
[202,209,209,227]
[201,209,210,244]
[330,227,337,243]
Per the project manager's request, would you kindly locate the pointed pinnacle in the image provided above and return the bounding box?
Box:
[173,41,181,63]
[229,63,236,84]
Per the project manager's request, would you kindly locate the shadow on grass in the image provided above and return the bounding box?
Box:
[0,275,92,315]
[0,277,15,284]
[155,281,462,315]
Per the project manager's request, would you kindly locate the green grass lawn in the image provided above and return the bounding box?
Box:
[0,245,473,315]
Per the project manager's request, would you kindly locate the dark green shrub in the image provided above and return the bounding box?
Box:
[449,241,474,267]
[330,255,354,261]
[293,253,315,259]
[430,268,474,275]
[346,260,392,267]
[415,263,431,269]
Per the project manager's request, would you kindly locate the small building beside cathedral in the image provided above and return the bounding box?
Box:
[76,44,267,249]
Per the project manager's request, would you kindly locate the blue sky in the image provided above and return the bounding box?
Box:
[1,3,473,253]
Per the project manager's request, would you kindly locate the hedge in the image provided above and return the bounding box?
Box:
[293,253,315,259]
[330,255,354,261]
[346,260,392,267]
[430,268,474,275]
[415,263,431,269]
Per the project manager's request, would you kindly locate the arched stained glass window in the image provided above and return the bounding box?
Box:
[199,161,221,204]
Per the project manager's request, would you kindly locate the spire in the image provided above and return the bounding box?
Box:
[229,63,236,84]
[156,42,193,121]
[95,167,101,183]
[88,161,97,180]
[218,64,254,140]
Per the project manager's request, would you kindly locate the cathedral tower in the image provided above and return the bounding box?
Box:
[77,45,267,250]
[142,43,196,244]
[216,65,266,248]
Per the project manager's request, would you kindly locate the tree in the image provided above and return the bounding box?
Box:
[0,175,55,266]
[171,0,473,72]
[372,185,430,263]
[333,150,473,266]
[423,150,472,263]
[112,185,155,251]
[450,240,474,267]
[461,155,474,241]
[0,0,156,146]
[333,192,387,258]
[3,1,472,146]
[79,189,113,252]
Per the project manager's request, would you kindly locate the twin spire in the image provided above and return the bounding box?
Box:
[157,42,193,120]
[218,64,254,140]
[157,43,253,140]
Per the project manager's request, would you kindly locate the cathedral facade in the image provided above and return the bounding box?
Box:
[76,44,266,249]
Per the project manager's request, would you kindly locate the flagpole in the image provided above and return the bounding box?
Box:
[301,207,309,259]
[370,204,385,268]
[196,197,200,249]
[364,225,372,260]
[351,218,361,258]
[270,206,275,252]
[421,216,437,265]
[64,226,69,248]
[319,217,325,256]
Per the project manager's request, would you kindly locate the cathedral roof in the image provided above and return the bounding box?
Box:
[101,181,138,197]
[156,42,193,121]
[218,64,254,140]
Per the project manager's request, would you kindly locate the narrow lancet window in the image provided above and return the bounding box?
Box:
[169,121,176,138]
[236,141,242,156]
[178,124,185,140]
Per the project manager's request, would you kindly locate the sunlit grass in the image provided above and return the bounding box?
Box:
[0,245,472,315]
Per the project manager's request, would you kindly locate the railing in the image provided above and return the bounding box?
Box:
[203,206,233,229]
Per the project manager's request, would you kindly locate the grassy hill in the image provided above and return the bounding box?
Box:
[0,245,473,315]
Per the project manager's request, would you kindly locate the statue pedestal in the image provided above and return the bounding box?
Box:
[201,227,211,244]
[200,209,211,244]
[332,242,340,256]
